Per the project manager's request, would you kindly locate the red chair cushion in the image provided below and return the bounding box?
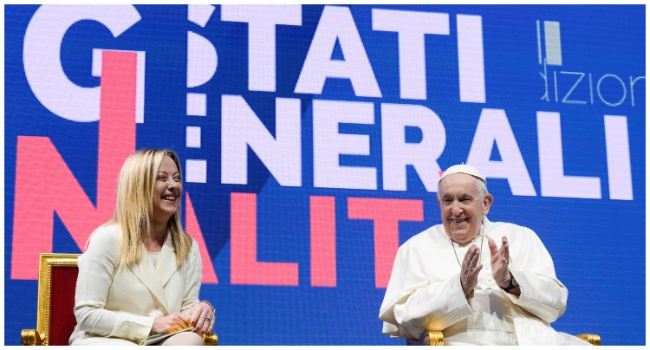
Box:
[47,266,79,345]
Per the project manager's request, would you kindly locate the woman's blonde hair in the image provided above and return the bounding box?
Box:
[102,148,192,267]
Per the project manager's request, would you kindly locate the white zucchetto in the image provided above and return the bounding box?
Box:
[439,164,486,184]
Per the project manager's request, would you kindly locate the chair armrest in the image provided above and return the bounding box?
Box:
[21,329,44,345]
[576,333,601,346]
[406,331,444,346]
[201,331,219,346]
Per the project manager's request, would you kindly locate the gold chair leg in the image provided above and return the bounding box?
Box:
[425,331,444,346]
[201,332,219,346]
[406,331,444,346]
[576,333,601,346]
[21,329,44,345]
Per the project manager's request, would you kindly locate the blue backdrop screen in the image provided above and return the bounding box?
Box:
[4,4,646,345]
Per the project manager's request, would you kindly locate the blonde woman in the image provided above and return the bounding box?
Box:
[70,148,215,345]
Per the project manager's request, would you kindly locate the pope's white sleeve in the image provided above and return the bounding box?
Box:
[379,241,473,339]
[507,228,568,323]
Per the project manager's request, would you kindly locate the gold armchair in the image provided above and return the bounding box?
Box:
[20,253,218,346]
[407,330,601,346]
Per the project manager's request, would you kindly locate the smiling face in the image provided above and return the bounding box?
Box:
[437,173,493,244]
[152,155,182,224]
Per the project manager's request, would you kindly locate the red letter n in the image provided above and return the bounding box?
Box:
[11,51,137,279]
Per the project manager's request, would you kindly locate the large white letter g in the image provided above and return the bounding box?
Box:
[23,5,140,122]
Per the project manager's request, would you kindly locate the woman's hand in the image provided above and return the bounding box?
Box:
[151,312,192,334]
[190,301,215,334]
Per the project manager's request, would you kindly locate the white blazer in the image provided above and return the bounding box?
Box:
[69,224,203,345]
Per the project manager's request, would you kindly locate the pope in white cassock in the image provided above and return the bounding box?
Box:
[379,164,592,345]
